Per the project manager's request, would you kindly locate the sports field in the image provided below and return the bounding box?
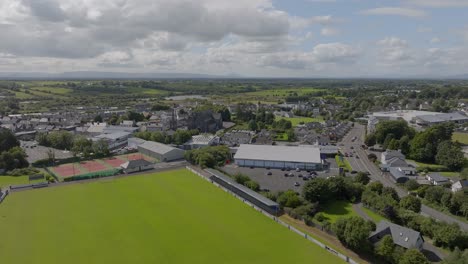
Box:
[48,153,155,178]
[0,169,341,264]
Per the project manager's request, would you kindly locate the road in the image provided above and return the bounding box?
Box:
[340,124,468,231]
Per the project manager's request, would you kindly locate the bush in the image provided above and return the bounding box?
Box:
[244,180,260,191]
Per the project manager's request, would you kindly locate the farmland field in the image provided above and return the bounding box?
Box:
[0,169,342,264]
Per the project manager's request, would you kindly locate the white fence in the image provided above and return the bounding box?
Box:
[186,166,358,264]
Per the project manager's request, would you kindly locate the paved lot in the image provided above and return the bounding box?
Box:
[21,141,73,163]
[223,161,339,193]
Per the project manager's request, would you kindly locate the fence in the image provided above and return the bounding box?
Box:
[186,166,358,264]
[63,168,122,182]
[0,188,9,204]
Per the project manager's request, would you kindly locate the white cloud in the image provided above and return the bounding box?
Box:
[430,37,441,43]
[361,7,427,18]
[377,37,414,64]
[406,0,468,7]
[321,27,340,36]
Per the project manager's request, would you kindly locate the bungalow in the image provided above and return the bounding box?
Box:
[121,159,154,174]
[426,173,449,186]
[451,180,468,193]
[369,220,424,250]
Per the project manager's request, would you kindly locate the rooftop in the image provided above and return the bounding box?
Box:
[138,140,181,155]
[234,144,322,164]
[370,220,422,249]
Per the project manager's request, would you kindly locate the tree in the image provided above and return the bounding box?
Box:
[332,216,373,252]
[404,179,420,191]
[400,195,422,213]
[442,248,468,264]
[424,186,447,204]
[0,128,20,152]
[93,115,103,123]
[375,235,395,263]
[436,140,465,171]
[399,249,429,264]
[277,190,302,208]
[409,123,455,163]
[234,173,250,185]
[365,133,376,146]
[248,119,258,131]
[302,178,332,203]
[244,180,260,191]
[355,172,370,185]
[92,139,110,158]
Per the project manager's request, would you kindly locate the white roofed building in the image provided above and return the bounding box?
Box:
[234,144,323,170]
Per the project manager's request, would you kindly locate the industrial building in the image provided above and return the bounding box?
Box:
[137,140,185,162]
[234,144,323,170]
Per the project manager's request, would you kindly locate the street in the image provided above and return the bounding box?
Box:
[340,124,468,231]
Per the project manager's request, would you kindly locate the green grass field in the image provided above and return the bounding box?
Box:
[0,169,341,264]
[406,159,448,171]
[0,176,30,188]
[321,200,358,223]
[361,207,387,223]
[283,116,324,127]
[453,132,468,145]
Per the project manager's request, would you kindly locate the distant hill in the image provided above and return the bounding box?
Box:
[0,71,232,80]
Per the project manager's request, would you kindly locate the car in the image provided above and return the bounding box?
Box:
[366,171,371,175]
[310,171,317,176]
[298,174,303,178]
[266,171,272,176]
[345,153,349,157]
[266,167,270,170]
[350,146,354,149]
[351,170,357,174]
[296,168,301,172]
[289,173,295,177]
[250,166,254,169]
[294,182,300,187]
[356,155,359,159]
[284,173,288,177]
[281,168,285,171]
[286,168,291,171]
[349,154,353,157]
[303,177,309,181]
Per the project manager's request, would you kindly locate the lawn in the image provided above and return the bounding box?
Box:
[321,200,358,223]
[440,171,460,178]
[283,116,324,127]
[406,159,448,171]
[453,132,468,145]
[361,207,387,223]
[274,132,289,141]
[0,176,30,188]
[0,169,341,264]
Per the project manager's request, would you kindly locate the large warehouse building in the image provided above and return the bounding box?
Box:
[234,144,323,170]
[137,140,185,162]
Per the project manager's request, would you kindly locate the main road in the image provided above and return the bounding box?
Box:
[340,124,468,231]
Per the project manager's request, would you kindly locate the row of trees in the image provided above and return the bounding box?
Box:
[0,129,28,172]
[134,129,199,146]
[366,121,466,171]
[36,131,110,159]
[184,146,231,168]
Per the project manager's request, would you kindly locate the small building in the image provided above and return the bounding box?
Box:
[388,167,410,183]
[205,169,280,215]
[121,159,154,174]
[138,140,185,162]
[93,131,132,150]
[381,150,405,165]
[234,144,322,170]
[184,134,219,149]
[369,220,424,250]
[451,180,468,193]
[426,173,449,186]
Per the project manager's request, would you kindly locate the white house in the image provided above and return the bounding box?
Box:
[451,180,468,193]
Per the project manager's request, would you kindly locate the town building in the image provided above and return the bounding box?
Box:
[426,173,449,186]
[451,180,468,193]
[234,144,323,170]
[137,140,185,162]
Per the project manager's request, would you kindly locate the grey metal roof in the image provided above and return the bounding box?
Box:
[121,159,153,169]
[389,167,408,181]
[205,169,279,207]
[417,112,468,123]
[138,140,182,155]
[427,173,449,183]
[234,144,322,164]
[370,220,423,249]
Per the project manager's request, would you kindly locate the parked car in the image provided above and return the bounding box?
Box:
[298,174,303,178]
[296,168,301,172]
[294,182,300,187]
[351,170,357,174]
[266,171,272,176]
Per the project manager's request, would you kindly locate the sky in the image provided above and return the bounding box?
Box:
[1,0,468,78]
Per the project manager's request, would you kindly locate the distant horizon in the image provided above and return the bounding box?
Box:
[1,0,468,77]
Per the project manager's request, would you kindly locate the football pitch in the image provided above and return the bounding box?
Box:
[0,169,342,264]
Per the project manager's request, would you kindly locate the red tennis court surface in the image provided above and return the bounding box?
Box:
[80,161,107,172]
[53,164,83,177]
[103,157,126,168]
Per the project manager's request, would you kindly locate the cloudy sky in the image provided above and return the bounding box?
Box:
[1,0,468,77]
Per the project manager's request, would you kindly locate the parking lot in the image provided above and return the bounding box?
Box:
[223,159,339,193]
[20,141,74,163]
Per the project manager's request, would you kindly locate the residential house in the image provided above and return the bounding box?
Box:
[369,221,424,250]
[451,180,468,193]
[426,173,449,186]
[381,150,405,165]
